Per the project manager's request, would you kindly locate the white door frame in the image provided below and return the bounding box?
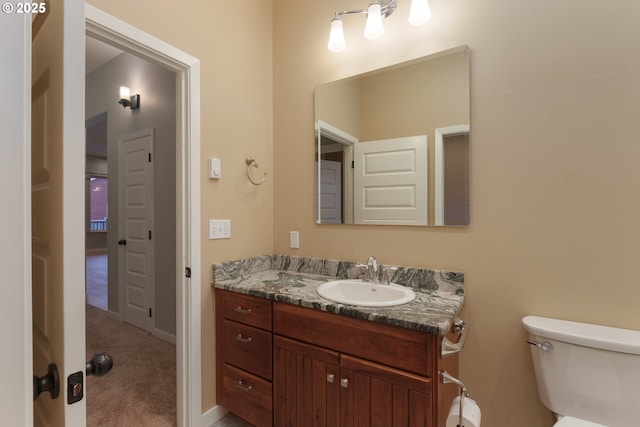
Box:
[315,120,356,224]
[434,124,470,226]
[85,5,202,426]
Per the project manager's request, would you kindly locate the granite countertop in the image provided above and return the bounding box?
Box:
[212,255,465,335]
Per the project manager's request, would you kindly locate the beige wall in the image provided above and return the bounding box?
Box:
[86,0,640,424]
[86,0,274,412]
[274,1,640,426]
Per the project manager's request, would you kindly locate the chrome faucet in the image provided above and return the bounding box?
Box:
[363,256,379,283]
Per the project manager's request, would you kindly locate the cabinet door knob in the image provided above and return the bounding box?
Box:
[340,378,349,388]
[327,374,335,383]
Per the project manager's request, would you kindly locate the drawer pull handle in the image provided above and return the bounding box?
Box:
[340,378,349,388]
[234,306,252,314]
[235,381,253,392]
[327,374,335,383]
[235,334,253,344]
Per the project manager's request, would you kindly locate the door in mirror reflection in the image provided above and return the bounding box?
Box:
[354,136,428,225]
[435,125,470,226]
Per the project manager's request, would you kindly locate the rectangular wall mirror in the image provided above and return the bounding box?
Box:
[315,45,470,226]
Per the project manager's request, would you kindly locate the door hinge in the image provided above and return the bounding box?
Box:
[185,267,191,278]
[148,230,152,240]
[149,308,152,318]
[148,153,152,163]
[351,160,354,168]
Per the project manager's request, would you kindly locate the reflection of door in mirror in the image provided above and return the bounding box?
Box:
[354,136,428,225]
[435,125,470,226]
[316,158,342,223]
[316,121,355,223]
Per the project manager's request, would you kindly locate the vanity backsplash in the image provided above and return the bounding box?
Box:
[212,254,464,295]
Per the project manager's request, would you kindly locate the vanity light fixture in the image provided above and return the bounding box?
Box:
[327,0,431,52]
[118,86,140,110]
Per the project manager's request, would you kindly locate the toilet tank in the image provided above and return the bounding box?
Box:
[522,316,640,427]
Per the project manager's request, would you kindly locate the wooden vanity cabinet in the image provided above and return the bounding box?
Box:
[273,302,457,427]
[216,290,459,427]
[216,290,273,427]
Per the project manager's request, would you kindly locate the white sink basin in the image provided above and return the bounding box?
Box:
[316,280,416,307]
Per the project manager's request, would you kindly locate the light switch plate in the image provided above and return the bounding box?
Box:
[208,158,221,179]
[290,231,299,249]
[209,219,231,239]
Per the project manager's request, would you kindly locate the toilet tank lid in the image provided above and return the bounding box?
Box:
[523,316,640,355]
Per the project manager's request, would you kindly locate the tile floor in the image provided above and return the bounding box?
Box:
[213,413,254,427]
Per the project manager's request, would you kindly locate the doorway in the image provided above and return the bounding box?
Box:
[85,36,176,423]
[86,113,109,312]
[86,5,202,425]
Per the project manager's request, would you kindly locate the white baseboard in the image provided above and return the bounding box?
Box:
[106,310,120,321]
[201,405,228,427]
[153,328,177,345]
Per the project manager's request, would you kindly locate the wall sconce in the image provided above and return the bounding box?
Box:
[327,0,431,52]
[118,86,140,110]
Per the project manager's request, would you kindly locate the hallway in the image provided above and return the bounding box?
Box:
[86,253,108,311]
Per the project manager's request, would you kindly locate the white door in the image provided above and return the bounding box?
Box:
[0,13,34,426]
[32,0,87,426]
[317,160,343,224]
[354,136,428,225]
[118,129,155,333]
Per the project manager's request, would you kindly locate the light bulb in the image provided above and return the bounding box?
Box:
[119,86,130,100]
[408,0,431,26]
[327,18,346,52]
[364,3,384,40]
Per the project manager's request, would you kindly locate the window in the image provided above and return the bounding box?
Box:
[89,176,108,232]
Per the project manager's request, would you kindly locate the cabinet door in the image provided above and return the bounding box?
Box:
[340,355,433,427]
[274,336,340,427]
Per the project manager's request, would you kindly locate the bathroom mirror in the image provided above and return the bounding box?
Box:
[315,45,470,226]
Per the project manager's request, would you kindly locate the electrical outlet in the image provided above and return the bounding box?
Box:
[290,231,299,249]
[209,219,231,239]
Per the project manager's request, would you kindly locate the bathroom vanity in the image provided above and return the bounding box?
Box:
[214,255,465,427]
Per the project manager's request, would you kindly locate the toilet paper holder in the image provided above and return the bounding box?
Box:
[441,370,468,427]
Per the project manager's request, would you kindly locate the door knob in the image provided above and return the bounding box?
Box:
[86,352,114,377]
[117,239,127,246]
[33,363,59,401]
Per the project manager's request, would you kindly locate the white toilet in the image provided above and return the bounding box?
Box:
[522,315,640,427]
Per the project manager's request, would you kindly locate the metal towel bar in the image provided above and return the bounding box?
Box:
[441,317,468,358]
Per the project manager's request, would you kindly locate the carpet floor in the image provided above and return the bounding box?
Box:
[86,305,176,426]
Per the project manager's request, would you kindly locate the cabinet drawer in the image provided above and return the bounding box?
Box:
[221,291,272,330]
[222,363,272,427]
[273,302,434,376]
[223,319,272,380]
